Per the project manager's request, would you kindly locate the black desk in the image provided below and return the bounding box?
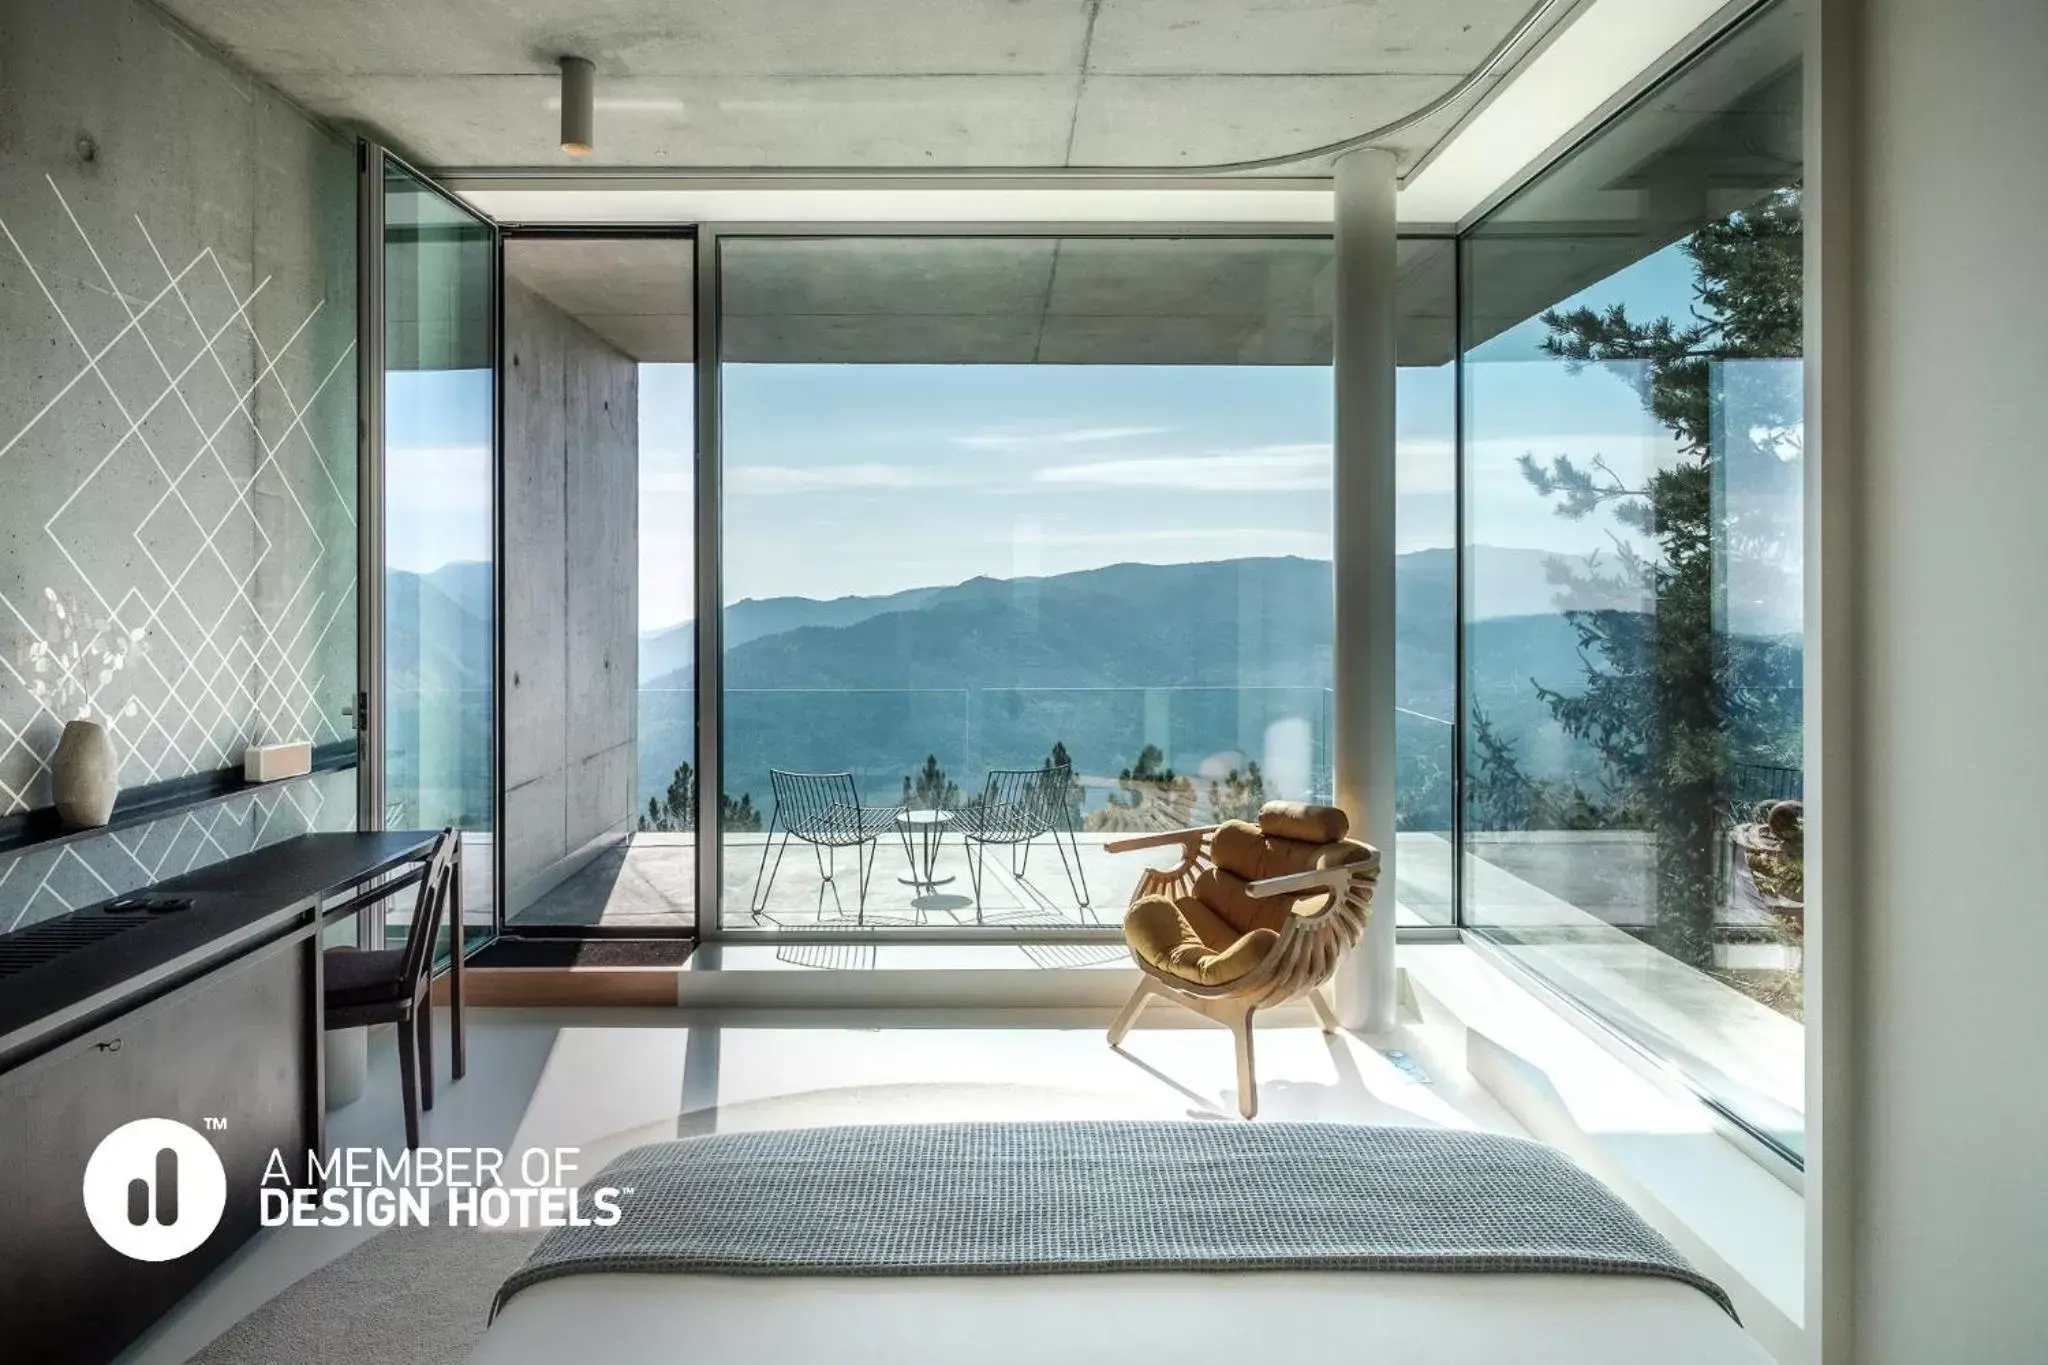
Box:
[0,829,468,1365]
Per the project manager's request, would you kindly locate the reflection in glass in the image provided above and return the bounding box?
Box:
[1392,239,1458,926]
[1460,1,1806,1156]
[381,164,496,938]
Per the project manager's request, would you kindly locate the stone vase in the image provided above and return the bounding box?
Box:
[52,718,118,828]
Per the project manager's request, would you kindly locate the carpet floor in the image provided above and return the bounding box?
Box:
[187,1225,543,1365]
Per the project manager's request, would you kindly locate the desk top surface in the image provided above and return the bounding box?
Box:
[0,830,440,1068]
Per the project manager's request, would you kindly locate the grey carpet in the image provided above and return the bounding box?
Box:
[187,1225,543,1365]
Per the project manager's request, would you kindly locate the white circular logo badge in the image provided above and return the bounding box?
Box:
[81,1118,228,1262]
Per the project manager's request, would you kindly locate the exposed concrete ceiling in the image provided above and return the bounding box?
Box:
[153,0,1565,174]
[501,234,1454,366]
[504,237,696,360]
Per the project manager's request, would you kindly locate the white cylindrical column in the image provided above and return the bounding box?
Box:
[1330,148,1400,1032]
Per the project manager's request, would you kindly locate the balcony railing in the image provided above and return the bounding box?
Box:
[634,683,1456,929]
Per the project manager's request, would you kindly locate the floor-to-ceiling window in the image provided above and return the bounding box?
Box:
[710,232,1454,934]
[716,235,1333,931]
[1393,239,1459,927]
[1459,0,1806,1156]
[381,162,497,940]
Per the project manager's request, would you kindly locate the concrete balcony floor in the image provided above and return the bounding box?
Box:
[508,829,1457,933]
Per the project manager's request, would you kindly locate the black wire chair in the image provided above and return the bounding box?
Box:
[750,770,904,924]
[956,762,1091,922]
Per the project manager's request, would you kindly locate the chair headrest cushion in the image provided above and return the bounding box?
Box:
[1257,801,1350,844]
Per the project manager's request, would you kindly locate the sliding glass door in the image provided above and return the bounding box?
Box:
[376,155,498,943]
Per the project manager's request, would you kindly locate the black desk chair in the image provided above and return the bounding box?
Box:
[323,828,457,1149]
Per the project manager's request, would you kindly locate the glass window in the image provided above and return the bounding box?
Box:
[381,164,496,941]
[712,233,1451,934]
[1395,239,1458,926]
[1460,1,1806,1156]
[717,235,1337,932]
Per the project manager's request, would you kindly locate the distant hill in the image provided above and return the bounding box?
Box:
[632,555,1630,826]
[400,553,1795,837]
[639,582,947,683]
[640,545,1631,683]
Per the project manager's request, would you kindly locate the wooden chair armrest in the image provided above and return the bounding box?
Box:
[1102,825,1218,854]
[1246,866,1359,899]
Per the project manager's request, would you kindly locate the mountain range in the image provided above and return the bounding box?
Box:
[389,550,1798,835]
[636,545,1639,685]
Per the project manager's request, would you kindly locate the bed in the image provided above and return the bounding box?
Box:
[470,1122,1771,1365]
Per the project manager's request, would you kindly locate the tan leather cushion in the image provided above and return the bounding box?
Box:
[1258,801,1350,844]
[1191,864,1291,937]
[1202,820,1378,935]
[1124,894,1279,988]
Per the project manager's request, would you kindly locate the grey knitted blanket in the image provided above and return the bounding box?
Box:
[494,1122,1734,1320]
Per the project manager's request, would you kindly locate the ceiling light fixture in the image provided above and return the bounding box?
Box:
[559,56,595,157]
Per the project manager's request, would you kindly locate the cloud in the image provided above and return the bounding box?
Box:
[725,463,984,495]
[1027,527,1330,552]
[1035,443,1330,492]
[951,426,1171,450]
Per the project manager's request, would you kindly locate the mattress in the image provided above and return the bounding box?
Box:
[471,1269,1774,1365]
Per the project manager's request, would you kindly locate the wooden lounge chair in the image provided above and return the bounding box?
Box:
[1105,801,1378,1118]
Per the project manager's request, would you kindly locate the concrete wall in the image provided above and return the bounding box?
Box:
[502,273,638,913]
[0,0,358,930]
[1813,1,2048,1360]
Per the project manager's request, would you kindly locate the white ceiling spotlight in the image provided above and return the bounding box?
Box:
[558,56,594,158]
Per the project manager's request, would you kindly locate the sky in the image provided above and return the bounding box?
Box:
[384,238,1802,638]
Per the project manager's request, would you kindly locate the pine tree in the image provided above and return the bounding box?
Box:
[1207,760,1267,823]
[1085,744,1196,832]
[1042,740,1083,824]
[635,760,763,834]
[1510,184,1806,968]
[901,754,960,811]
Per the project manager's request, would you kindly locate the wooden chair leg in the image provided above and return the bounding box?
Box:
[417,1001,434,1112]
[1229,1005,1258,1119]
[1308,987,1341,1035]
[1107,979,1158,1047]
[396,1016,421,1150]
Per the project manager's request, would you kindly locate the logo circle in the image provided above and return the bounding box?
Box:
[82,1118,228,1262]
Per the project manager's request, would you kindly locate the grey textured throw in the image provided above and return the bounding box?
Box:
[495,1122,1734,1320]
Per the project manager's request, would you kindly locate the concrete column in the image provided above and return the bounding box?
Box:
[1330,148,1400,1032]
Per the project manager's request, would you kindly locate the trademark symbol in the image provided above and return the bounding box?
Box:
[202,1116,227,1132]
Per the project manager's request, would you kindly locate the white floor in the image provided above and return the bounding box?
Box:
[121,998,1522,1365]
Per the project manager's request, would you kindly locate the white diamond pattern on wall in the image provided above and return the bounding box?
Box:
[0,174,357,817]
[0,769,355,933]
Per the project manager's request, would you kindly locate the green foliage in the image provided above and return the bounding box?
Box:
[1207,760,1267,823]
[1085,744,1196,832]
[637,760,763,833]
[901,754,960,812]
[1041,741,1084,824]
[1499,184,1806,967]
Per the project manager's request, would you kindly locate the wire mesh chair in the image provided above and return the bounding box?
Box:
[956,762,1090,922]
[751,770,904,924]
